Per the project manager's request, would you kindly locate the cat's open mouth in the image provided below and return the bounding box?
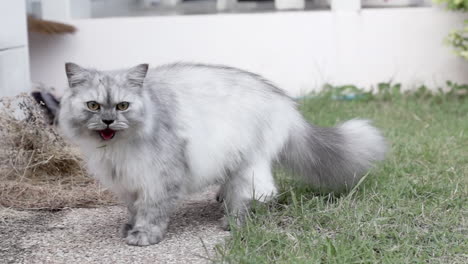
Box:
[99,128,115,140]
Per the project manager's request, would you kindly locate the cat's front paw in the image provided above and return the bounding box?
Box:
[125,228,164,246]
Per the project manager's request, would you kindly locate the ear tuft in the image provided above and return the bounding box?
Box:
[65,62,89,88]
[126,64,149,87]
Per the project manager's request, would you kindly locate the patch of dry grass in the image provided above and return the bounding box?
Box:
[0,94,116,209]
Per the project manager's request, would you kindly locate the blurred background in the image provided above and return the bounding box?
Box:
[1,0,466,97]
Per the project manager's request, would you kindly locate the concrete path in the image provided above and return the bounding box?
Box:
[0,189,229,264]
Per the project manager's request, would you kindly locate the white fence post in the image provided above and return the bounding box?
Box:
[161,0,182,7]
[330,0,361,11]
[217,0,238,11]
[41,0,90,20]
[275,0,305,10]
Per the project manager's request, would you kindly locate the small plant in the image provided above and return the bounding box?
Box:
[434,0,467,11]
[446,80,468,95]
[321,84,373,101]
[309,81,467,103]
[434,0,468,59]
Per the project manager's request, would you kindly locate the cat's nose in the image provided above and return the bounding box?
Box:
[102,119,114,125]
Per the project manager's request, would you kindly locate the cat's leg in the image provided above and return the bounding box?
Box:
[221,158,277,230]
[125,189,181,246]
[216,182,227,203]
[125,140,187,246]
[125,162,184,246]
[121,203,136,238]
[119,192,138,238]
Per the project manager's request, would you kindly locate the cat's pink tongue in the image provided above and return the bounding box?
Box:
[99,128,115,140]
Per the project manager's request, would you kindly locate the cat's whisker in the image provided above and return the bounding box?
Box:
[110,122,129,130]
[87,123,106,130]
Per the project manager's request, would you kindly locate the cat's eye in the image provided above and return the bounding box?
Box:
[116,102,130,111]
[86,101,100,111]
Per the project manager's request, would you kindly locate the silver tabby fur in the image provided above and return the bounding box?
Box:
[59,62,387,246]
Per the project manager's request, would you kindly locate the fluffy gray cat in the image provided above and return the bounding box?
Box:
[59,62,387,246]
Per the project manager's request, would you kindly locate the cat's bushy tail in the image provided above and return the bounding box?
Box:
[281,119,387,193]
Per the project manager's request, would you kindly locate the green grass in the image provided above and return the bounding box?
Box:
[215,86,468,263]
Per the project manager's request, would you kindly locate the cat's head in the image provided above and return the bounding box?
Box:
[58,63,151,145]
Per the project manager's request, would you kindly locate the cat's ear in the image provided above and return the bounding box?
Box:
[126,64,149,88]
[65,62,89,88]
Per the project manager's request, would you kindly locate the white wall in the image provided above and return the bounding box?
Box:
[0,0,30,97]
[29,7,468,96]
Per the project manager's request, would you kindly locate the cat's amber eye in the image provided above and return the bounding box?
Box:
[86,101,100,111]
[116,102,129,111]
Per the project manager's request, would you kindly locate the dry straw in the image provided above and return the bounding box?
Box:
[0,94,116,209]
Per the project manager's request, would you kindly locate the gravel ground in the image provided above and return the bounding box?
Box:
[0,188,229,264]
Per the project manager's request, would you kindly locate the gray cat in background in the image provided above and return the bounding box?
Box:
[59,62,387,246]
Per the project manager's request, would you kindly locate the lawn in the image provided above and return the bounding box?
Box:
[215,85,468,263]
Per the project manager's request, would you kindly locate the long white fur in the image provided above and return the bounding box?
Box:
[59,63,387,246]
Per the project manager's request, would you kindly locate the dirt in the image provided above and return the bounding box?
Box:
[0,188,229,264]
